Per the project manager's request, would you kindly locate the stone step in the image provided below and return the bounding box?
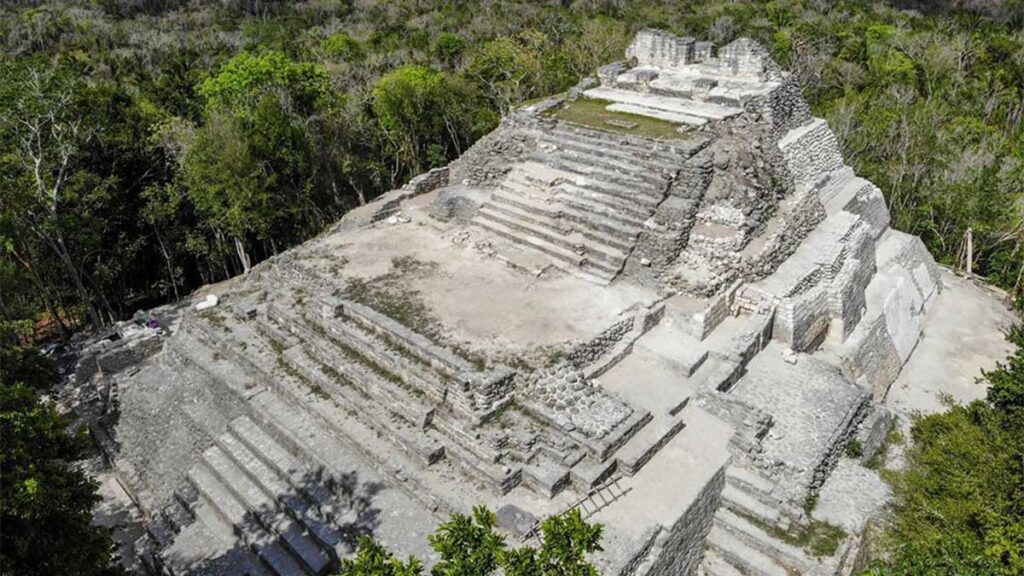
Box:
[725,466,778,502]
[568,456,618,491]
[477,206,627,267]
[280,342,447,465]
[606,102,708,126]
[554,184,655,222]
[554,173,663,209]
[487,195,636,253]
[130,534,159,576]
[202,444,332,575]
[187,463,312,576]
[217,426,343,557]
[495,183,647,238]
[715,508,814,574]
[538,154,665,192]
[475,208,620,269]
[543,140,679,180]
[720,483,788,530]
[228,417,337,516]
[539,133,683,170]
[546,124,684,163]
[613,414,686,476]
[146,514,177,550]
[700,548,744,576]
[707,525,789,576]
[817,168,866,216]
[584,87,744,121]
[473,215,618,282]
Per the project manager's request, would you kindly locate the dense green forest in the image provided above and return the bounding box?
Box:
[1,0,1022,340]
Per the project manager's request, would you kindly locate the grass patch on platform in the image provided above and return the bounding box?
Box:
[341,257,442,340]
[542,98,688,140]
[739,508,847,558]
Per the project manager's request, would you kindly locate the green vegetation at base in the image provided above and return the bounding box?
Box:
[867,325,1024,576]
[0,338,125,576]
[338,506,602,576]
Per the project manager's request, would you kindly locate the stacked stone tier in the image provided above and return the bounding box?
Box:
[473,122,696,283]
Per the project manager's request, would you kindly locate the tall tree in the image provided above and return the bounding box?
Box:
[0,343,124,576]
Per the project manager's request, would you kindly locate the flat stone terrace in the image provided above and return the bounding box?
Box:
[308,197,660,357]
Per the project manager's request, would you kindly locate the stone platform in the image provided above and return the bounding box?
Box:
[72,29,1017,576]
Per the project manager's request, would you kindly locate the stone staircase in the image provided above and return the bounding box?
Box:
[185,426,336,576]
[473,123,684,283]
[132,321,427,575]
[700,466,818,576]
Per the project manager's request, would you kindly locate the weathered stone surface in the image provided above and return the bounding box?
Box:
[63,29,1014,576]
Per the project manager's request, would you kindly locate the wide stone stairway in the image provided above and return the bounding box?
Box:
[700,466,819,576]
[473,123,683,282]
[182,415,340,576]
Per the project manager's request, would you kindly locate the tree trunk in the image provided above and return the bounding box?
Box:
[153,225,180,301]
[45,231,103,331]
[8,245,70,340]
[234,236,252,275]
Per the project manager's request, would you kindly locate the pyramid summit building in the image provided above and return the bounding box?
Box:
[77,30,1005,576]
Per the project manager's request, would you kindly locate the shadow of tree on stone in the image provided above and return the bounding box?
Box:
[159,467,385,575]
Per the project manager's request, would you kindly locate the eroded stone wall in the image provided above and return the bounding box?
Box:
[641,465,727,576]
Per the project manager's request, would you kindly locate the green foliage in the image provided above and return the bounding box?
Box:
[867,326,1024,575]
[433,33,466,68]
[338,507,603,576]
[0,344,59,391]
[0,343,123,575]
[199,51,329,117]
[984,324,1024,423]
[322,33,365,63]
[338,536,423,576]
[502,509,604,576]
[429,506,505,576]
[372,65,478,171]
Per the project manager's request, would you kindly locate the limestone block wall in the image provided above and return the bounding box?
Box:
[568,317,637,367]
[838,231,941,399]
[774,283,831,352]
[737,188,827,283]
[689,280,744,341]
[845,184,891,239]
[626,29,698,69]
[777,118,845,193]
[447,111,539,187]
[639,465,727,576]
[716,38,773,79]
[751,75,812,145]
[828,238,876,341]
[627,150,712,285]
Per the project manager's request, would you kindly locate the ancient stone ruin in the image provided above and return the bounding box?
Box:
[82,30,952,575]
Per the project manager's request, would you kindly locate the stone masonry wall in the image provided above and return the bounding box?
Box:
[777,118,845,193]
[626,29,700,69]
[568,317,636,367]
[640,465,727,576]
[448,111,540,187]
[774,282,831,352]
[627,150,712,285]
